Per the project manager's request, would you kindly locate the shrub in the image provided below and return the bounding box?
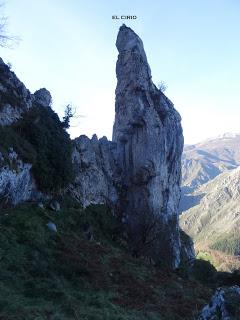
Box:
[13,104,74,192]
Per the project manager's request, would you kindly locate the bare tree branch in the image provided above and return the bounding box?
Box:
[0,4,20,48]
[157,81,168,93]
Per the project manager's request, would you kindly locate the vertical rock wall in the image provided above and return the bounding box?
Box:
[112,25,183,268]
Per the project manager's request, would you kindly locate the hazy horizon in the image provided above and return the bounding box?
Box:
[1,0,240,144]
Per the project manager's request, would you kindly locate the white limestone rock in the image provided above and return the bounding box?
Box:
[0,149,40,206]
[70,134,118,208]
[0,58,33,125]
[112,25,184,268]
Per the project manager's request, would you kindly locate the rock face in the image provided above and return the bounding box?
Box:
[0,58,52,127]
[0,149,39,206]
[112,25,184,268]
[34,88,52,107]
[0,57,51,207]
[0,58,32,125]
[70,135,118,208]
[198,286,240,320]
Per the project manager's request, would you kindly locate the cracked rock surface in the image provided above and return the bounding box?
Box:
[112,25,184,268]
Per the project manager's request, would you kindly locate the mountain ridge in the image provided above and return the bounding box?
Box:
[182,133,240,193]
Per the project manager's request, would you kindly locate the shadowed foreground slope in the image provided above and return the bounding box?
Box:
[0,200,213,320]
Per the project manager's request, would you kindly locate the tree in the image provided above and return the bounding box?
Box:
[0,3,19,48]
[62,104,74,129]
[157,81,168,93]
[61,104,84,129]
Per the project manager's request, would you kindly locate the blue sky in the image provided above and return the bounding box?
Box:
[1,0,240,144]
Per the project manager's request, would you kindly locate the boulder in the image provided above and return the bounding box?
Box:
[46,221,57,233]
[198,286,240,319]
[49,200,61,212]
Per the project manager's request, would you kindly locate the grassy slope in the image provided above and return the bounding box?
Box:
[0,200,213,320]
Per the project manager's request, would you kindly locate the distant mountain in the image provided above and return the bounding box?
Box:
[180,134,240,271]
[182,133,240,193]
[180,166,240,271]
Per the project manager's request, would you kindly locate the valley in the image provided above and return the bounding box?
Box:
[180,134,240,272]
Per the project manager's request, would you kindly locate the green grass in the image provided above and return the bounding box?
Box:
[0,200,213,320]
[197,251,214,264]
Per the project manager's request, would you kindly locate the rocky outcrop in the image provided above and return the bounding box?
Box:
[112,25,184,268]
[34,88,52,107]
[0,149,40,206]
[71,26,184,268]
[0,58,32,125]
[198,286,240,319]
[70,134,118,208]
[0,57,52,207]
[0,57,52,127]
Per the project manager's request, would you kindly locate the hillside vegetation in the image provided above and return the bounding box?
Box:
[0,104,73,192]
[0,199,216,320]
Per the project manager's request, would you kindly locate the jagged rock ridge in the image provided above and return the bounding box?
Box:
[0,25,185,269]
[70,134,118,208]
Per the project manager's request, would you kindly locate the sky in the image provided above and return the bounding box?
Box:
[1,0,240,144]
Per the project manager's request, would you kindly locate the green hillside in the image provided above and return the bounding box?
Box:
[0,199,214,320]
